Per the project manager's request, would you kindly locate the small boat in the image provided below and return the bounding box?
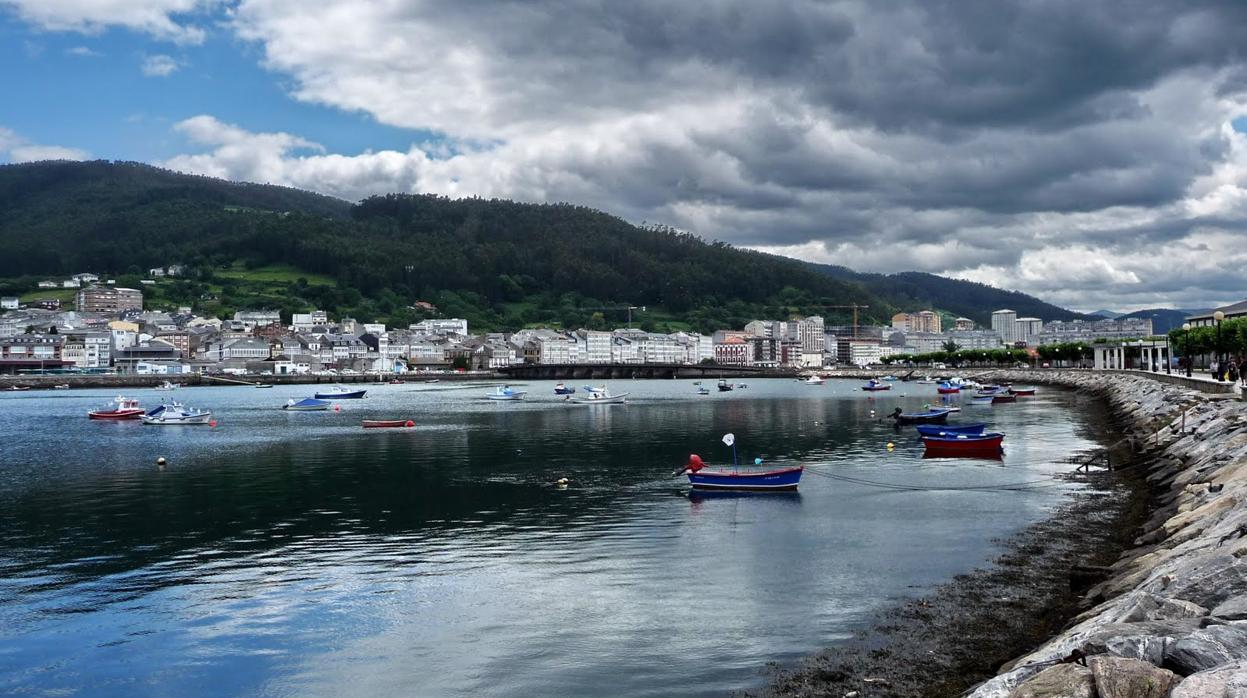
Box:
[861,379,891,391]
[388,379,404,385]
[581,385,607,395]
[992,393,1018,403]
[7,385,30,391]
[881,375,898,381]
[966,395,996,405]
[554,383,576,395]
[141,402,212,425]
[692,381,702,386]
[736,383,748,389]
[674,453,803,492]
[362,419,415,429]
[915,423,986,436]
[888,407,952,424]
[52,384,70,390]
[314,386,367,400]
[568,388,629,405]
[283,397,331,411]
[1010,387,1037,396]
[717,379,734,392]
[916,377,937,384]
[936,382,961,395]
[486,385,527,401]
[88,396,144,420]
[254,383,274,389]
[697,387,710,395]
[154,380,178,391]
[805,375,826,385]
[921,432,1004,456]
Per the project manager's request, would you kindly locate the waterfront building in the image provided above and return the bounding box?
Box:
[713,336,750,365]
[570,330,613,364]
[1187,300,1247,328]
[0,334,70,374]
[903,332,949,354]
[1036,318,1155,345]
[953,317,975,331]
[948,330,1005,350]
[76,285,143,313]
[991,309,1018,344]
[836,338,884,366]
[796,316,825,354]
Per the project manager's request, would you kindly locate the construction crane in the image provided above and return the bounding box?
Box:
[575,305,647,328]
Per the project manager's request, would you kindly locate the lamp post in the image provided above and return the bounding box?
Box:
[1164,332,1171,375]
[1182,322,1192,377]
[1214,310,1226,381]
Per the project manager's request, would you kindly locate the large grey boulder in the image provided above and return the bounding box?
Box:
[1212,596,1247,621]
[1146,553,1247,610]
[1005,664,1094,698]
[1164,623,1247,675]
[1112,592,1208,623]
[1169,659,1247,697]
[1089,656,1179,698]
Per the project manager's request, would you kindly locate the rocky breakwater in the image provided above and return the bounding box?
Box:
[966,370,1247,697]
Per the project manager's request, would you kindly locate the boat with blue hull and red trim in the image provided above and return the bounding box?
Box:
[889,407,952,424]
[677,455,803,492]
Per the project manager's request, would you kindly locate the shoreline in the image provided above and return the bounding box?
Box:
[765,370,1247,697]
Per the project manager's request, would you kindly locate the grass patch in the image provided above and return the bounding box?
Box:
[19,289,76,303]
[216,264,335,286]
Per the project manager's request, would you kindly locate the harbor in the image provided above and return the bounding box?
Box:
[0,376,1114,696]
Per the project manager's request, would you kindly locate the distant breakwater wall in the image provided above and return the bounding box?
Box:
[957,370,1247,696]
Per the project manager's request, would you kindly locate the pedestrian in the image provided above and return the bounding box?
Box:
[1230,360,1240,384]
[1212,359,1220,380]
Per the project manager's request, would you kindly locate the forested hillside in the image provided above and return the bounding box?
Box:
[0,161,890,332]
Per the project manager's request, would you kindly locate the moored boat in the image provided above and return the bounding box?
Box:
[805,375,825,385]
[141,402,212,425]
[314,386,367,400]
[283,397,331,411]
[154,380,179,391]
[485,385,527,401]
[717,379,734,392]
[915,423,987,436]
[992,393,1018,403]
[697,387,710,395]
[88,396,144,420]
[966,395,995,405]
[567,388,628,405]
[675,454,803,492]
[921,432,1004,456]
[254,383,274,389]
[52,384,70,390]
[1010,387,1037,396]
[362,419,416,429]
[861,379,891,391]
[554,383,576,395]
[888,407,952,424]
[936,382,961,394]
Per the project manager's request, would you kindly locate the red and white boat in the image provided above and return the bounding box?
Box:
[88,396,145,420]
[362,419,415,429]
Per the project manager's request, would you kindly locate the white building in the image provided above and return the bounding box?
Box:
[948,330,1005,350]
[292,310,330,331]
[0,297,18,310]
[233,310,281,330]
[1016,317,1044,345]
[991,309,1018,344]
[570,330,613,363]
[410,318,468,336]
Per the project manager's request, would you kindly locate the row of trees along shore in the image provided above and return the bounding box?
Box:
[1170,318,1247,363]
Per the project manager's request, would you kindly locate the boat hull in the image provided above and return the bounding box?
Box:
[568,393,628,404]
[861,385,891,391]
[1010,388,1037,396]
[314,390,367,400]
[893,409,952,424]
[687,466,803,492]
[141,413,212,425]
[88,410,144,420]
[921,433,1004,456]
[992,394,1018,403]
[362,420,415,428]
[554,388,576,395]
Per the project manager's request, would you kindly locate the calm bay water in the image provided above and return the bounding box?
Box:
[0,378,1113,696]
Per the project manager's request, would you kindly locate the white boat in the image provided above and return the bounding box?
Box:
[805,375,825,385]
[141,401,212,425]
[916,377,938,384]
[154,380,179,391]
[485,385,527,401]
[567,387,628,404]
[282,397,330,411]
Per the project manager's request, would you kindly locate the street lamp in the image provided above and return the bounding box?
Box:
[1182,322,1192,377]
[1214,310,1226,381]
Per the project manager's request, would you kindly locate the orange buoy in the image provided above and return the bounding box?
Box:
[405,420,415,427]
[209,420,217,427]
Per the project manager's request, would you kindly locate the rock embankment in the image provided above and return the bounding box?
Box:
[965,370,1247,697]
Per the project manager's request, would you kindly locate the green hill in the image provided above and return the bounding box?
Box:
[0,161,891,333]
[809,264,1095,326]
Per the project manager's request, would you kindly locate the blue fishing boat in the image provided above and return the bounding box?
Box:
[888,407,952,424]
[283,397,331,411]
[554,383,576,395]
[915,423,987,436]
[674,433,802,492]
[314,386,367,400]
[862,379,892,391]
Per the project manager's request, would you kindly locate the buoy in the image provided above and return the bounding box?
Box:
[208,420,217,427]
[754,457,763,465]
[334,405,341,412]
[405,420,415,427]
[156,456,167,466]
[887,442,895,450]
[556,477,569,485]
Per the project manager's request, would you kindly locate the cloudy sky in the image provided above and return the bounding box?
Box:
[2,1,1246,312]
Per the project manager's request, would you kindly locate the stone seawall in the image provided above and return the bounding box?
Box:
[961,370,1247,697]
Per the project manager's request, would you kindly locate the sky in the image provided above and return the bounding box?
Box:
[2,1,1246,313]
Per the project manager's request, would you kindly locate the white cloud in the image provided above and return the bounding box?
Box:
[0,126,89,163]
[66,45,101,57]
[141,54,180,77]
[1,0,210,43]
